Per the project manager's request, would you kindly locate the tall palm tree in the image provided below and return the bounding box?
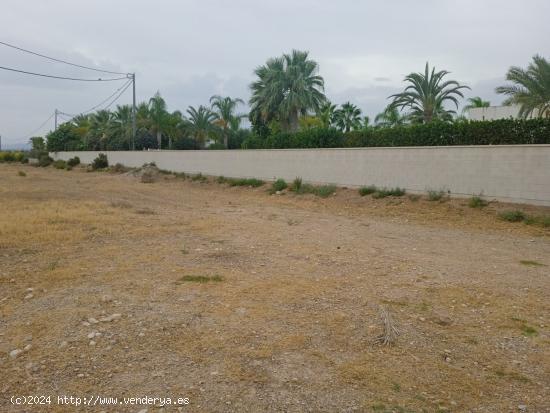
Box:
[210,95,245,148]
[165,110,185,150]
[334,102,362,132]
[250,57,285,128]
[462,97,490,115]
[112,104,133,148]
[149,92,169,149]
[496,55,550,118]
[88,110,113,150]
[375,105,407,128]
[70,114,91,148]
[389,62,469,123]
[250,50,326,132]
[317,101,337,128]
[186,105,217,148]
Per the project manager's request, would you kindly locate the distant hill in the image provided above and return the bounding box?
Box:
[1,142,31,151]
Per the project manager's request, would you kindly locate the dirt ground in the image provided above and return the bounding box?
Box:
[0,163,549,413]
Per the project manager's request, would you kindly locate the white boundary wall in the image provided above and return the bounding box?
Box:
[51,145,550,206]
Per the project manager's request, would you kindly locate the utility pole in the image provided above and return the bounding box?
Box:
[54,109,58,130]
[131,73,136,151]
[0,134,2,151]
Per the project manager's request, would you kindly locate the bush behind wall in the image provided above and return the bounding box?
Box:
[241,118,550,149]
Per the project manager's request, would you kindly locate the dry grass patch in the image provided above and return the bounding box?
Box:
[0,200,129,249]
[519,260,545,266]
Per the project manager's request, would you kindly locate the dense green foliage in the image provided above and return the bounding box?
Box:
[496,55,550,118]
[389,62,469,123]
[249,50,325,133]
[0,151,27,163]
[44,92,249,152]
[92,153,109,170]
[35,52,549,152]
[67,156,81,167]
[38,154,53,167]
[242,118,550,149]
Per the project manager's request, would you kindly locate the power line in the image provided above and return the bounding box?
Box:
[0,65,129,82]
[104,79,133,110]
[59,79,133,117]
[0,40,128,75]
[21,112,56,140]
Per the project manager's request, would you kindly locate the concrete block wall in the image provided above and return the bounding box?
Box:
[51,145,550,206]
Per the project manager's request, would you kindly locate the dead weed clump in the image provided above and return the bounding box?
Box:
[375,306,399,346]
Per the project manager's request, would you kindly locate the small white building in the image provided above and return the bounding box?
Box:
[468,104,540,121]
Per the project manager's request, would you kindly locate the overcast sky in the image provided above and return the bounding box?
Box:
[1,0,549,147]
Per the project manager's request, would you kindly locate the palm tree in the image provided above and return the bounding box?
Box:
[334,102,362,132]
[210,95,245,148]
[88,110,113,150]
[375,105,407,128]
[496,55,550,118]
[462,97,490,115]
[389,62,469,123]
[186,105,217,148]
[70,114,91,148]
[250,50,326,132]
[148,92,169,149]
[111,105,133,149]
[165,110,185,150]
[317,101,337,128]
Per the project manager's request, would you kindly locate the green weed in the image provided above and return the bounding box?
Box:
[177,274,223,284]
[358,185,377,196]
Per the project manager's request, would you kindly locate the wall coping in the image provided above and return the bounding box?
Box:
[53,144,550,154]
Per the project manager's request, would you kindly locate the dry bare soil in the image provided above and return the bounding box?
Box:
[0,164,549,413]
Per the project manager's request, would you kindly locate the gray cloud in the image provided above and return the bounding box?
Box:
[1,0,549,146]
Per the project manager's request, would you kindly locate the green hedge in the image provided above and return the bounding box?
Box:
[241,118,550,149]
[0,151,27,163]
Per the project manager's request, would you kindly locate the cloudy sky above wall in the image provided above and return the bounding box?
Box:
[1,0,548,146]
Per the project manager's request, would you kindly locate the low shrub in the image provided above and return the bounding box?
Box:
[0,151,27,162]
[315,185,337,198]
[469,196,488,208]
[408,194,421,202]
[427,189,446,201]
[271,178,288,192]
[0,152,15,162]
[228,178,264,187]
[499,210,526,222]
[67,156,80,167]
[372,187,406,199]
[216,176,227,184]
[359,185,378,196]
[53,160,67,169]
[289,178,336,198]
[38,154,53,167]
[17,171,26,177]
[191,173,207,182]
[92,153,108,170]
[524,215,550,227]
[110,163,129,173]
[290,177,303,192]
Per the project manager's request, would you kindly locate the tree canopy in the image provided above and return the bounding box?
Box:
[389,62,469,123]
[496,55,550,118]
